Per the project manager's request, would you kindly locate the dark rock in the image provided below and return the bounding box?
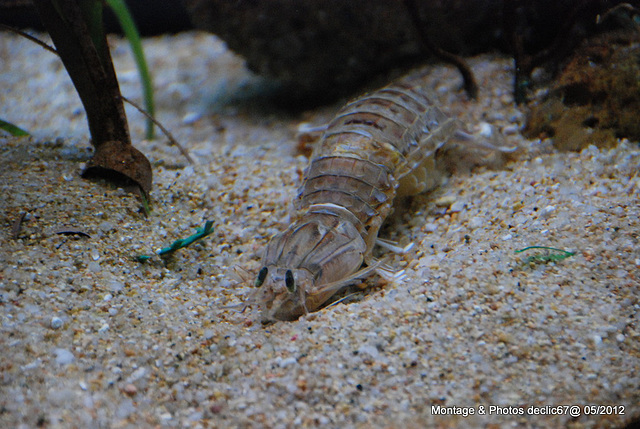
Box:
[182,0,506,103]
[182,0,634,103]
[524,30,640,150]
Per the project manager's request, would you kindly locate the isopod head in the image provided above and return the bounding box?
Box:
[252,265,316,322]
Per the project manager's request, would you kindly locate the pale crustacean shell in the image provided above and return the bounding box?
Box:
[250,73,515,322]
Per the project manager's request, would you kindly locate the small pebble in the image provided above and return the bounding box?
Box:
[99,221,114,232]
[278,357,297,368]
[592,335,603,347]
[423,223,438,233]
[115,398,136,419]
[435,195,456,207]
[182,111,202,124]
[539,205,556,218]
[107,280,125,293]
[477,122,494,137]
[123,384,137,396]
[469,217,484,228]
[129,367,148,382]
[54,348,75,365]
[210,403,224,414]
[449,201,466,213]
[502,124,520,135]
[50,317,63,329]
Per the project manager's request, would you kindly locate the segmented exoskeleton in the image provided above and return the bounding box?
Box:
[250,73,513,322]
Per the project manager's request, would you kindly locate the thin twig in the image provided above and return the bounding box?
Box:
[11,212,26,240]
[402,0,478,99]
[503,0,528,104]
[0,24,58,54]
[506,0,583,104]
[2,22,190,164]
[121,95,193,164]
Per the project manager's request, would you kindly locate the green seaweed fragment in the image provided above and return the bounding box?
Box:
[0,118,30,136]
[515,246,575,265]
[136,220,214,262]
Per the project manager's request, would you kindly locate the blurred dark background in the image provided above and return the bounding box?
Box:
[0,0,193,35]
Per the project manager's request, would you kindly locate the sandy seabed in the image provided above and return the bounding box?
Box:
[1,31,639,428]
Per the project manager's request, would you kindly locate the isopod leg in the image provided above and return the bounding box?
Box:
[366,256,407,283]
[375,237,415,254]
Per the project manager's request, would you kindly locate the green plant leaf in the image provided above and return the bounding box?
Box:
[106,0,155,139]
[0,118,30,136]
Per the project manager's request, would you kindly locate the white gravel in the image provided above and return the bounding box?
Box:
[1,31,638,428]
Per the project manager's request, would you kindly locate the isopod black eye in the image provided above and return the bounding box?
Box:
[285,269,295,293]
[255,266,268,287]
